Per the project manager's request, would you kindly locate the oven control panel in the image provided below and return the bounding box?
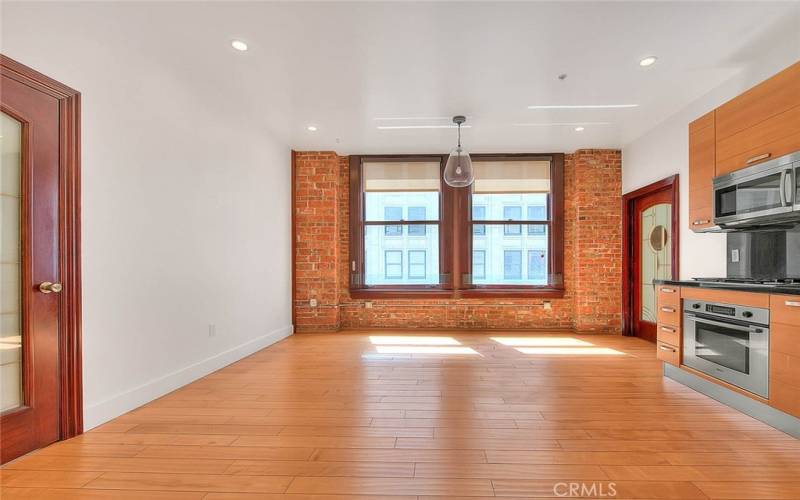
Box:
[684,299,769,326]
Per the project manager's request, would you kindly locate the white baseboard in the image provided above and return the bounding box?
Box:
[83,325,294,430]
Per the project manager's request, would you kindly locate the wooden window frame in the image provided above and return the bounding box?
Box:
[349,153,564,299]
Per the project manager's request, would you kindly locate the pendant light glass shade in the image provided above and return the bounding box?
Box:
[444,146,474,187]
[443,115,474,187]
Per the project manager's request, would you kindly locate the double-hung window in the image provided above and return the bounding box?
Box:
[466,155,563,294]
[350,157,449,294]
[350,154,562,297]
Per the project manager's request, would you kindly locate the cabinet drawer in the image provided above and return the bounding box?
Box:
[716,105,800,175]
[770,294,800,326]
[657,324,681,347]
[716,62,800,141]
[657,285,680,308]
[656,341,680,366]
[656,303,680,328]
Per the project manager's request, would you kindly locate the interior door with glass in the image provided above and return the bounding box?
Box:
[1,65,63,463]
[632,188,674,342]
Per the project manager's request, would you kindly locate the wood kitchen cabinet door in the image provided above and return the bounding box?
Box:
[769,294,800,418]
[688,111,715,231]
[715,61,800,175]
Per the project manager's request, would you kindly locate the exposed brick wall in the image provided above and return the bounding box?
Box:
[294,150,622,333]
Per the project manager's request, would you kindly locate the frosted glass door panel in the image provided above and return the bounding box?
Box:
[640,203,672,323]
[1,112,22,412]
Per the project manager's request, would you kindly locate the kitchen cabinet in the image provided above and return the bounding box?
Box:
[688,112,716,231]
[687,61,800,231]
[655,285,681,366]
[769,294,800,418]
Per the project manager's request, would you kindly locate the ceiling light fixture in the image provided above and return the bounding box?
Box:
[443,115,474,188]
[231,40,248,51]
[513,122,611,127]
[574,126,585,132]
[528,104,638,109]
[306,125,318,132]
[639,56,658,67]
[376,124,472,130]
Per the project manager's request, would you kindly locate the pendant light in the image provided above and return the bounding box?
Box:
[443,115,474,187]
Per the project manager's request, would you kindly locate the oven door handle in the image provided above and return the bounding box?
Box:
[684,315,763,333]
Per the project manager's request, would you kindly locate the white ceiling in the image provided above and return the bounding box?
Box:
[3,1,800,154]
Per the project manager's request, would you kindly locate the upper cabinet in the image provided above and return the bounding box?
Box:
[688,111,716,230]
[688,61,800,231]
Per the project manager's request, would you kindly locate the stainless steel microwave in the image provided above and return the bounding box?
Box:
[713,151,800,228]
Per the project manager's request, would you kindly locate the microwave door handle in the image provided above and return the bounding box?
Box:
[786,169,794,205]
[685,315,757,333]
[779,170,788,207]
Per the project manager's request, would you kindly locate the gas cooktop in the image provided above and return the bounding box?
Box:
[692,277,800,288]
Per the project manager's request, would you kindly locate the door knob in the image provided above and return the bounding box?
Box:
[38,282,63,294]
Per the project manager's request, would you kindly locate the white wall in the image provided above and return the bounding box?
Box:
[623,23,800,280]
[2,5,293,428]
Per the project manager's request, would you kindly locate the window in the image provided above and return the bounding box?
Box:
[528,249,547,282]
[384,250,403,279]
[408,206,426,236]
[503,206,522,235]
[527,206,546,234]
[353,157,446,291]
[350,154,563,297]
[473,250,486,280]
[384,206,403,236]
[467,155,563,292]
[472,205,486,235]
[504,250,522,280]
[408,250,426,279]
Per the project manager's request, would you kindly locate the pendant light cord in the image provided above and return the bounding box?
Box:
[457,123,462,148]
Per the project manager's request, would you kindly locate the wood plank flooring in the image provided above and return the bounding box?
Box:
[2,331,799,499]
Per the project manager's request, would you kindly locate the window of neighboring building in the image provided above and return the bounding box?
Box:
[527,205,546,234]
[384,206,403,236]
[472,205,486,235]
[504,250,522,280]
[503,206,522,235]
[528,249,547,282]
[408,206,427,236]
[384,250,403,279]
[408,250,427,279]
[472,250,486,280]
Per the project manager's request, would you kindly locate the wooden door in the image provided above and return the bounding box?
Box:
[1,56,82,463]
[631,189,675,342]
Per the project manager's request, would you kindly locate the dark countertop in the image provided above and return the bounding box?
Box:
[653,279,800,296]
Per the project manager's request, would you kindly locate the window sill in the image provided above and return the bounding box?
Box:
[349,288,453,299]
[459,287,565,299]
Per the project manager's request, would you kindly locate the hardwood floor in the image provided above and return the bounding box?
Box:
[2,331,799,499]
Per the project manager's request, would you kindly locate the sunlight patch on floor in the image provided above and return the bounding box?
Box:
[515,346,626,355]
[491,337,593,347]
[369,336,461,345]
[374,345,480,355]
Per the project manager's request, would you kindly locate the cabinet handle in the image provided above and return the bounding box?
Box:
[659,345,676,352]
[660,288,676,293]
[692,219,710,225]
[746,152,771,165]
[660,326,676,333]
[785,301,800,308]
[660,306,676,313]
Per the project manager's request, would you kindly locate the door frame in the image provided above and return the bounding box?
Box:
[1,55,83,439]
[621,175,679,337]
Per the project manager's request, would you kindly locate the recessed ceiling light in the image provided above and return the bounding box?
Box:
[527,104,638,109]
[574,126,585,132]
[306,125,318,132]
[231,40,248,51]
[639,56,658,67]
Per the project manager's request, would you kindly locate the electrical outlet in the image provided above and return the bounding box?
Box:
[543,301,552,310]
[309,298,318,308]
[365,301,373,309]
[208,324,216,337]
